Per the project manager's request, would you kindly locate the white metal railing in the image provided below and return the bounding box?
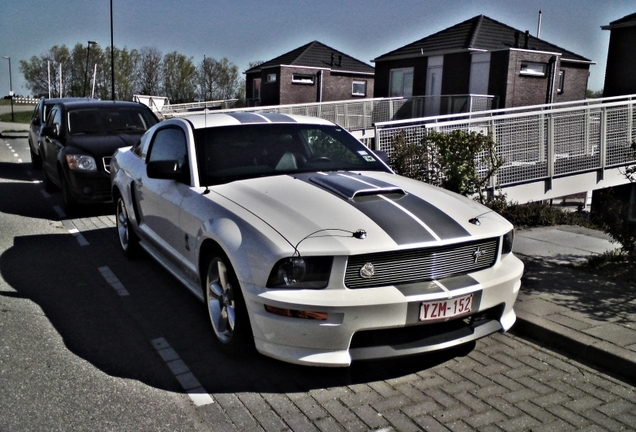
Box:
[161,95,498,131]
[161,99,238,115]
[374,96,636,193]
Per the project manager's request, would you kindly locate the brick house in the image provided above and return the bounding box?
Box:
[602,12,636,97]
[244,41,374,107]
[373,15,593,113]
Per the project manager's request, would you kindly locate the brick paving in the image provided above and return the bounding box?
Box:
[194,333,635,431]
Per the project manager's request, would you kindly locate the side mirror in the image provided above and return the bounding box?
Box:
[147,160,182,180]
[374,150,389,164]
[41,124,59,138]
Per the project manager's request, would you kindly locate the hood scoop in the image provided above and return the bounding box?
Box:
[309,173,406,200]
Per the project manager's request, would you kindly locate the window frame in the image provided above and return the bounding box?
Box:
[520,62,547,77]
[291,73,315,85]
[253,78,261,100]
[352,80,367,97]
[389,68,414,97]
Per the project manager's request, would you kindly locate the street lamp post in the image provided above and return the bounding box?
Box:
[83,41,96,97]
[2,56,14,122]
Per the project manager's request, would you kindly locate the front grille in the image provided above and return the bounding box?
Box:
[103,156,112,173]
[345,238,499,289]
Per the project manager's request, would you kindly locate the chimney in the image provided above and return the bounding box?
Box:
[524,30,530,49]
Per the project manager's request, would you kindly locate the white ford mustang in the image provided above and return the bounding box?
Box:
[110,112,523,367]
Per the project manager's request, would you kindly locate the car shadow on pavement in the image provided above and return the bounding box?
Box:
[1,229,477,395]
[520,257,636,324]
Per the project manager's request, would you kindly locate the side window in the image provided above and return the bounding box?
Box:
[147,127,190,183]
[132,130,152,159]
[46,107,62,128]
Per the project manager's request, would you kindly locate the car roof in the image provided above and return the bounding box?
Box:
[176,112,336,130]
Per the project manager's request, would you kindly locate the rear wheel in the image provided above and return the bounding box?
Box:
[115,195,140,258]
[204,254,252,353]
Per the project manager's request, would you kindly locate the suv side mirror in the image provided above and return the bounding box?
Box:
[42,124,59,138]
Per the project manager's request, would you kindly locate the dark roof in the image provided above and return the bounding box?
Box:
[374,15,591,63]
[245,41,374,75]
[602,12,636,30]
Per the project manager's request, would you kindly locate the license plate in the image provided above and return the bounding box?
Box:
[419,293,473,321]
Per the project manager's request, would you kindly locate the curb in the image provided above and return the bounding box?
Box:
[511,312,636,385]
[0,131,29,139]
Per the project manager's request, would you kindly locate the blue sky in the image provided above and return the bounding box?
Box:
[1,0,634,97]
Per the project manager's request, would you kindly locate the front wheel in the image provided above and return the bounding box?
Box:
[204,254,252,353]
[30,143,42,169]
[115,196,140,258]
[60,174,78,214]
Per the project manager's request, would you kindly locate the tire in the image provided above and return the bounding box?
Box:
[115,195,140,258]
[60,174,78,214]
[42,168,56,192]
[29,143,42,169]
[204,254,253,353]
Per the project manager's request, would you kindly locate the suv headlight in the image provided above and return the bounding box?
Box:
[267,256,333,289]
[66,154,97,171]
[502,229,514,255]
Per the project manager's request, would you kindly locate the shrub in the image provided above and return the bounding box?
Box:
[389,129,504,202]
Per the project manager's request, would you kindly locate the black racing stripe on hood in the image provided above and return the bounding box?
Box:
[395,193,471,240]
[297,172,471,245]
[350,195,438,244]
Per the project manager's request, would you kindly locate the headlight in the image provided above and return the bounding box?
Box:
[66,154,97,171]
[267,256,333,289]
[502,229,514,255]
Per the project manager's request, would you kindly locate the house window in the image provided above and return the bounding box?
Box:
[253,78,261,99]
[267,73,277,83]
[389,68,413,97]
[557,70,565,94]
[292,73,315,85]
[520,62,547,77]
[352,80,367,97]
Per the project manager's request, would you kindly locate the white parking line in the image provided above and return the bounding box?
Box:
[68,228,89,246]
[53,205,65,218]
[151,337,213,407]
[98,266,130,296]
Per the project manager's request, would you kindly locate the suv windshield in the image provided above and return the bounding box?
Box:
[195,124,390,185]
[68,107,157,135]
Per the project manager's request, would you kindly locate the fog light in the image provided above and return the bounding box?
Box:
[264,305,328,320]
[82,187,92,194]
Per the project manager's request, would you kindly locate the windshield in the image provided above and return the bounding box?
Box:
[194,123,390,185]
[67,107,157,135]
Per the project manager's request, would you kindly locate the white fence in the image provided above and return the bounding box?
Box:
[374,95,636,202]
[161,95,498,134]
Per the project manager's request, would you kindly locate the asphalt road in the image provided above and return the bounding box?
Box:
[1,135,635,431]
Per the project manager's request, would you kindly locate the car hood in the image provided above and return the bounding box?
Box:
[66,133,141,156]
[210,171,513,256]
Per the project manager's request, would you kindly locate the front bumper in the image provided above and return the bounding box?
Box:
[66,170,112,203]
[245,253,524,367]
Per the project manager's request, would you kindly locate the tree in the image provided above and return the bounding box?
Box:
[162,51,197,104]
[19,45,72,97]
[138,47,163,96]
[114,47,140,100]
[197,57,241,101]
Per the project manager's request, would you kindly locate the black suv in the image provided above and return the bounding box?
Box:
[29,97,85,169]
[40,99,159,211]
